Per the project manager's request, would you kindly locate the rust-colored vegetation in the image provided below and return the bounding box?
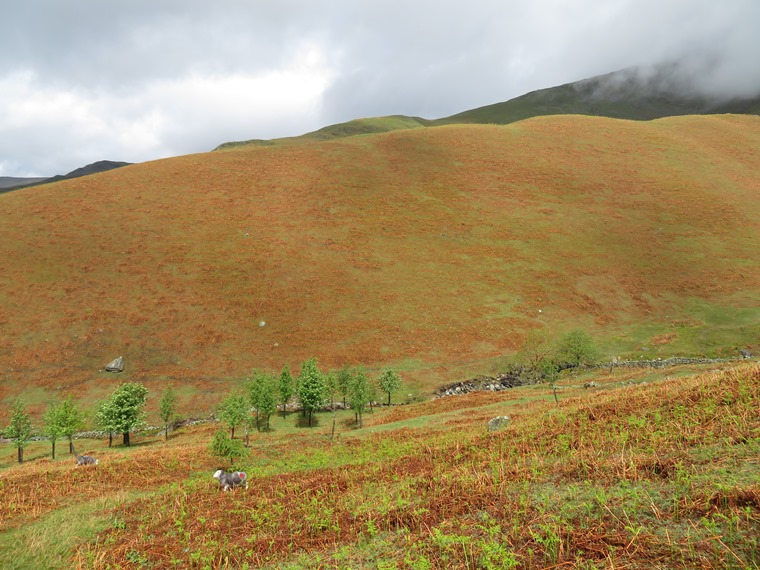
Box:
[0,115,759,415]
[6,363,742,568]
[0,360,757,568]
[0,114,759,567]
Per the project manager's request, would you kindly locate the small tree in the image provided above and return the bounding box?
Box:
[108,382,148,446]
[209,429,249,467]
[248,371,277,432]
[218,391,248,439]
[243,412,257,447]
[248,371,264,430]
[324,370,338,409]
[336,366,353,408]
[555,329,598,369]
[43,401,64,459]
[348,370,371,428]
[296,357,326,427]
[367,374,379,413]
[158,386,177,441]
[56,396,86,454]
[378,368,402,406]
[257,375,277,432]
[278,365,294,417]
[95,398,118,447]
[515,328,555,381]
[4,399,33,463]
[542,361,561,404]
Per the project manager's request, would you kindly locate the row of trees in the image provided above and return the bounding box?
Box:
[210,359,403,465]
[3,359,403,464]
[2,382,178,463]
[217,358,404,440]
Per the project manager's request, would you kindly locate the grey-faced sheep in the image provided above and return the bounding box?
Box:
[76,455,99,466]
[71,443,99,466]
[213,469,248,491]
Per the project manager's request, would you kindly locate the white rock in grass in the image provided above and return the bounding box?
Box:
[487,416,511,432]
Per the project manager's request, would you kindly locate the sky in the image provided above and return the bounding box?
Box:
[1,0,759,177]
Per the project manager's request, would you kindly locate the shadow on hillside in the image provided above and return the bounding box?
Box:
[295,415,321,428]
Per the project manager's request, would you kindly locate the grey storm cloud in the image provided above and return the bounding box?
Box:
[1,0,758,176]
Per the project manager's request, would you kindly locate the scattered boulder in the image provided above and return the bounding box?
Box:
[105,356,125,373]
[583,381,598,388]
[740,349,753,359]
[488,416,511,432]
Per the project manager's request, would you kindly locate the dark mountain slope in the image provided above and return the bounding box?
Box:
[437,65,760,125]
[0,160,132,193]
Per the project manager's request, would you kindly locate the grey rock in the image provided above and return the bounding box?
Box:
[488,416,511,432]
[105,356,124,372]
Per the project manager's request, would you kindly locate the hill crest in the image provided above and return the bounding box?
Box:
[216,64,760,150]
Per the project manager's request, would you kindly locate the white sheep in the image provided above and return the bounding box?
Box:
[213,469,248,491]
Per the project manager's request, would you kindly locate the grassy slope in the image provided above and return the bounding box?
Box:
[0,362,757,568]
[0,115,759,418]
[215,115,431,150]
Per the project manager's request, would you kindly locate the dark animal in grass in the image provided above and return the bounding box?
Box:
[72,443,99,466]
[213,469,248,491]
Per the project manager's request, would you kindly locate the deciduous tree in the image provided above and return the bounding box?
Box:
[218,391,248,439]
[348,369,371,428]
[515,328,555,379]
[4,399,32,463]
[43,401,64,459]
[278,364,294,417]
[297,357,326,427]
[378,368,402,405]
[107,382,148,446]
[324,370,338,409]
[158,386,177,441]
[95,398,118,447]
[336,366,353,408]
[249,371,277,432]
[56,395,86,454]
[555,329,598,368]
[209,428,249,467]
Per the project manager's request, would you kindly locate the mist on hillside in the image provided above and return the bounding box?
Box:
[584,56,760,104]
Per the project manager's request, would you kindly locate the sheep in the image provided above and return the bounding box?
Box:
[213,469,248,491]
[72,443,99,466]
[76,455,99,466]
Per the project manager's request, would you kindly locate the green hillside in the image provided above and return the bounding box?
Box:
[438,67,760,125]
[215,115,431,150]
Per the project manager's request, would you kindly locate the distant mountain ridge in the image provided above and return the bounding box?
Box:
[0,160,132,193]
[216,63,760,150]
[437,64,760,126]
[215,115,433,150]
